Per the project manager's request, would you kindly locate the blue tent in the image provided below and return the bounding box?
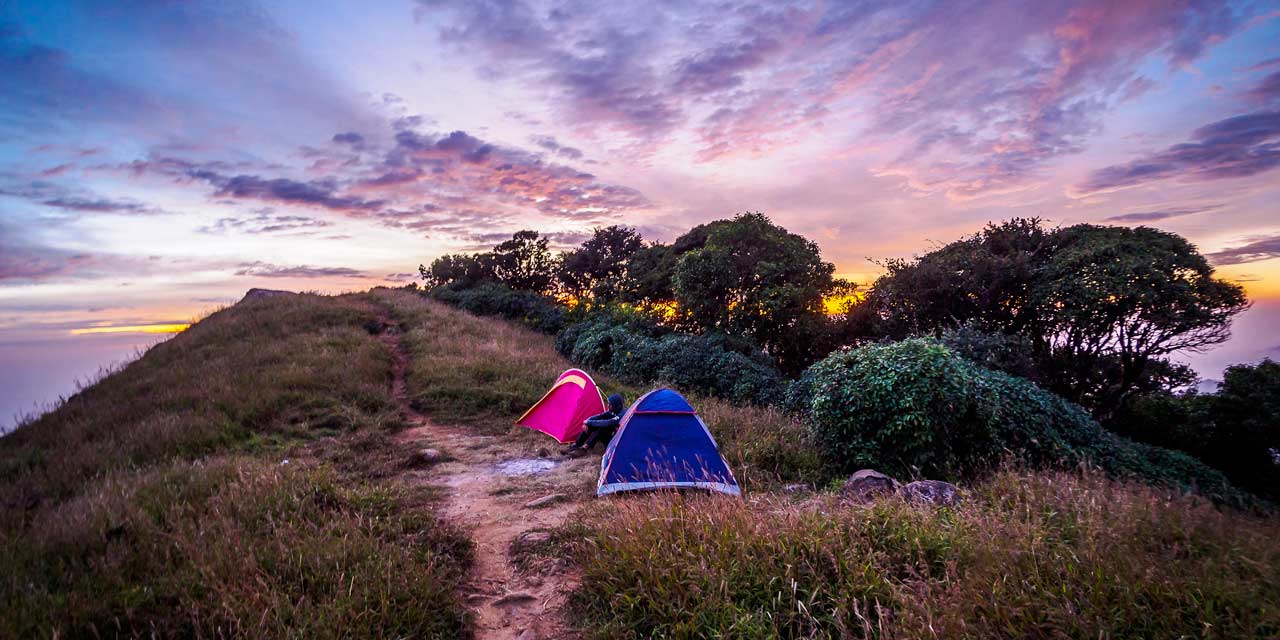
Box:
[597,388,741,497]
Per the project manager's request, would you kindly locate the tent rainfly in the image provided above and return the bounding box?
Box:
[597,388,740,497]
[516,369,607,444]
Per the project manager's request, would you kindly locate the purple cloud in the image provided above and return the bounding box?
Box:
[421,0,1245,196]
[234,261,369,278]
[199,211,332,235]
[1076,110,1280,194]
[41,196,157,214]
[1103,203,1222,223]
[1207,235,1280,266]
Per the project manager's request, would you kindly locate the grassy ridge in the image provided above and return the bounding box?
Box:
[561,471,1280,639]
[0,293,472,638]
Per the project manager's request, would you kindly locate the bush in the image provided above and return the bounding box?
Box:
[429,282,565,334]
[794,338,1241,501]
[556,317,785,405]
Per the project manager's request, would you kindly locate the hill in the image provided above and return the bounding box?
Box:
[2,289,1277,639]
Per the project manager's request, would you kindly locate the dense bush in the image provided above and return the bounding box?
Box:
[794,338,1240,501]
[1112,359,1280,500]
[557,317,785,405]
[429,282,566,334]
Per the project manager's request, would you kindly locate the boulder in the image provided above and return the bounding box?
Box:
[900,480,960,506]
[406,448,444,468]
[782,483,810,495]
[840,469,900,503]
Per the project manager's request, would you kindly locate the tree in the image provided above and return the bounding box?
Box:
[673,213,834,370]
[558,225,643,302]
[859,220,1248,417]
[622,219,731,306]
[419,253,494,289]
[1033,225,1247,417]
[488,230,558,293]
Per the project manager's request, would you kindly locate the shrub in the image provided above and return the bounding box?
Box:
[429,282,565,334]
[794,338,1240,501]
[556,317,785,405]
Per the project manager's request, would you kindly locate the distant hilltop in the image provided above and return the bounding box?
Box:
[240,288,297,302]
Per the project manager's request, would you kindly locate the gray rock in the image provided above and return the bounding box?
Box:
[900,480,960,506]
[515,530,552,546]
[840,469,901,503]
[782,483,810,494]
[523,493,566,509]
[407,448,444,467]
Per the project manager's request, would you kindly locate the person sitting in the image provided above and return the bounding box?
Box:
[565,393,626,456]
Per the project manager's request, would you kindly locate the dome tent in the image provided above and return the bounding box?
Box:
[597,388,740,497]
[516,369,607,444]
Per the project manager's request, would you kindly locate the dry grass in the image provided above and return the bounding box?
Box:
[555,469,1280,639]
[0,293,472,638]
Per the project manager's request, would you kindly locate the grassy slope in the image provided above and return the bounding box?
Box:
[4,289,1277,639]
[0,293,471,638]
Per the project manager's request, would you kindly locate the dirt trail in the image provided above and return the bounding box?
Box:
[375,320,589,640]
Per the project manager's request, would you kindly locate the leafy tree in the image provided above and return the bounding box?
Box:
[859,219,1248,417]
[673,213,834,370]
[622,219,730,305]
[558,225,642,302]
[419,253,494,289]
[1032,224,1247,416]
[488,230,558,293]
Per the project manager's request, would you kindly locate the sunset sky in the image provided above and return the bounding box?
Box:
[3,0,1279,425]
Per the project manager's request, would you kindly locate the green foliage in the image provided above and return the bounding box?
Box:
[564,472,1280,639]
[557,316,785,405]
[558,225,643,302]
[794,338,1241,501]
[418,252,493,289]
[489,229,559,293]
[429,282,566,334]
[859,219,1248,416]
[1113,359,1280,500]
[673,213,835,371]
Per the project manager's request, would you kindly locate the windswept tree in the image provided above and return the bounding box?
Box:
[488,230,558,293]
[673,212,835,370]
[860,219,1248,417]
[558,225,643,302]
[419,253,493,289]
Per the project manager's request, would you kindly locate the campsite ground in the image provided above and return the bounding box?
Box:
[2,289,1278,639]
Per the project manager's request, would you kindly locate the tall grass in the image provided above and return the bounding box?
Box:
[0,293,472,638]
[562,470,1279,639]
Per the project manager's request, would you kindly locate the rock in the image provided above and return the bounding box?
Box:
[535,447,552,458]
[900,480,960,506]
[516,530,552,546]
[492,591,537,607]
[840,469,901,503]
[516,630,537,640]
[782,483,810,495]
[407,448,443,467]
[465,593,490,605]
[523,493,566,509]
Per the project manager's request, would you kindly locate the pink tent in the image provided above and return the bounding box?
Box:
[516,369,607,443]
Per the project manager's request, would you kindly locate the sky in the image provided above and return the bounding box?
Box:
[3,0,1280,426]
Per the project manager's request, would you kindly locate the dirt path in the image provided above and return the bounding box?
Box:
[375,320,589,640]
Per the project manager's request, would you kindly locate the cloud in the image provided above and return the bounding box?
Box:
[1246,70,1280,103]
[233,261,368,278]
[41,196,157,214]
[1103,203,1222,223]
[420,0,1245,196]
[529,134,584,160]
[199,211,333,234]
[1206,234,1280,266]
[1075,110,1280,194]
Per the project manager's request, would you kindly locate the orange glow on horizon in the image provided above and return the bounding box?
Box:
[70,323,191,336]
